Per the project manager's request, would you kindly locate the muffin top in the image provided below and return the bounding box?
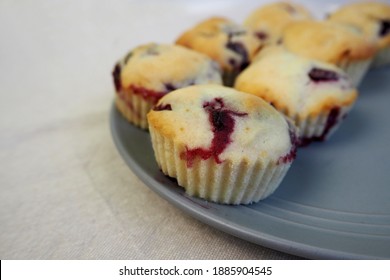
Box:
[328,1,390,49]
[281,20,377,63]
[234,48,358,119]
[244,1,313,44]
[147,84,296,166]
[113,43,222,102]
[175,17,263,72]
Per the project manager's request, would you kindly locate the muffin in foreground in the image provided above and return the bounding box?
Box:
[175,17,263,86]
[281,20,376,86]
[327,1,390,67]
[147,85,297,205]
[112,43,222,129]
[244,1,313,45]
[235,48,358,145]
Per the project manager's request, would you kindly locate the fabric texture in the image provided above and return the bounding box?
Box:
[0,0,305,260]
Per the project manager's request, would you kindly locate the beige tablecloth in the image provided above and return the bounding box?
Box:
[0,0,330,259]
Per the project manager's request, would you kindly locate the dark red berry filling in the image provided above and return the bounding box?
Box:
[113,65,166,103]
[130,85,166,104]
[379,20,390,37]
[278,122,298,164]
[164,80,195,92]
[226,34,249,71]
[308,68,339,82]
[319,107,341,140]
[164,83,177,92]
[180,98,247,167]
[255,31,268,41]
[153,103,172,111]
[300,107,341,146]
[112,63,122,91]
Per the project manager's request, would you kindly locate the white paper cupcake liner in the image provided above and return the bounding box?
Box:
[371,46,390,68]
[115,91,153,129]
[337,58,372,87]
[149,127,292,205]
[283,105,352,145]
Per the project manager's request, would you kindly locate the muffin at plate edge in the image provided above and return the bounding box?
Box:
[112,43,223,129]
[147,84,298,204]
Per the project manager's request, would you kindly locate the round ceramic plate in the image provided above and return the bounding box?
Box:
[110,68,390,259]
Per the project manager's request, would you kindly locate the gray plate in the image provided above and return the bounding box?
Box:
[110,68,390,259]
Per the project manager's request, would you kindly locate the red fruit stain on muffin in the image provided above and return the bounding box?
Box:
[379,20,390,37]
[226,32,249,71]
[112,64,141,119]
[255,31,268,41]
[308,68,339,82]
[300,107,341,146]
[181,98,247,167]
[129,84,166,104]
[112,63,122,91]
[278,123,298,164]
[164,83,177,92]
[153,103,172,111]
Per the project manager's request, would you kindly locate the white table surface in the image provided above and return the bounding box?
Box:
[0,0,358,259]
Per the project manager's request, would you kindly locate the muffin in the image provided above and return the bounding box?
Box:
[281,20,377,86]
[147,85,298,205]
[244,1,313,45]
[112,43,222,129]
[175,17,263,86]
[252,44,287,63]
[235,48,358,145]
[328,1,390,67]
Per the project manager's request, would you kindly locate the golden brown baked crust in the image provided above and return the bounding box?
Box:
[331,1,390,19]
[281,20,377,64]
[112,43,222,129]
[328,2,390,49]
[235,49,357,119]
[118,43,222,92]
[175,17,263,72]
[235,48,358,143]
[244,1,313,44]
